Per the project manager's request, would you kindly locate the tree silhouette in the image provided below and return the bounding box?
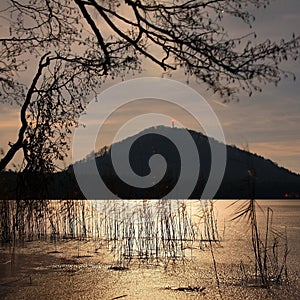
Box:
[0,0,299,171]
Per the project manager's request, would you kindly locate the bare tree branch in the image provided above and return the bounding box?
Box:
[0,52,51,171]
[0,0,299,171]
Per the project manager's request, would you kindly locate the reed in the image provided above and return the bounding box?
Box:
[0,199,220,268]
[231,199,289,287]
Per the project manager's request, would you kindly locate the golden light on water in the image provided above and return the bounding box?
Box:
[0,199,299,299]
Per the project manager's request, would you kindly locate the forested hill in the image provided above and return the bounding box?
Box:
[1,126,300,199]
[69,126,300,199]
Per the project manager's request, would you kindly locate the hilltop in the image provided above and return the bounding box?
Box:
[1,126,299,199]
[68,126,300,199]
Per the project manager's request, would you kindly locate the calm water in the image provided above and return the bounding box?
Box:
[214,199,300,273]
[0,199,299,300]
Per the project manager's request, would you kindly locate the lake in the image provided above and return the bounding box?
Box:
[0,199,299,299]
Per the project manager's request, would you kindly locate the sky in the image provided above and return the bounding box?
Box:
[0,0,300,174]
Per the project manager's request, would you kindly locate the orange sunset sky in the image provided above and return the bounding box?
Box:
[0,0,299,174]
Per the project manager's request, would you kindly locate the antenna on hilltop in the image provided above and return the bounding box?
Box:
[171,118,175,128]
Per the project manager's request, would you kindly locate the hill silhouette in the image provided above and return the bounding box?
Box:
[68,126,300,199]
[1,126,299,199]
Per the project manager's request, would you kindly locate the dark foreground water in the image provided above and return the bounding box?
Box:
[0,199,299,300]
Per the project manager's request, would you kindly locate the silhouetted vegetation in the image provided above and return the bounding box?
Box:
[231,200,289,287]
[0,199,220,266]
